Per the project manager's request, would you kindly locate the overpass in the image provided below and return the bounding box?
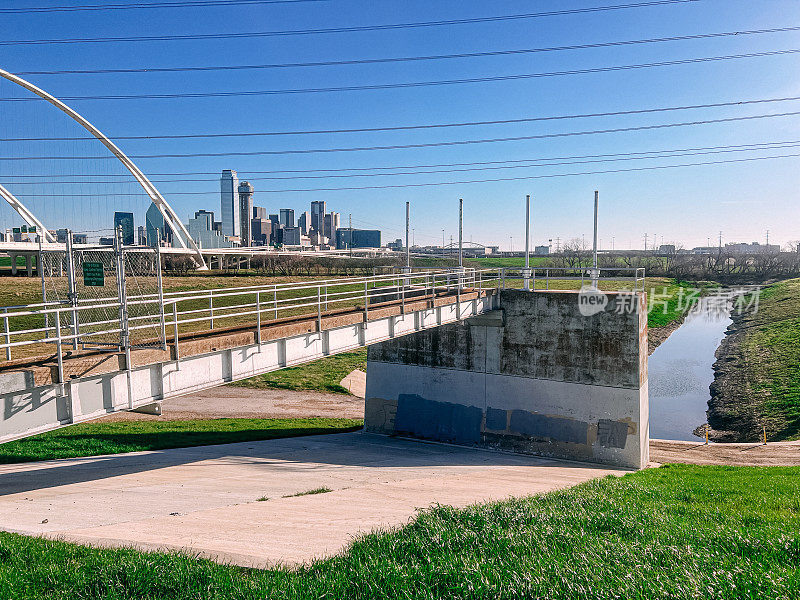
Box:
[0,268,499,443]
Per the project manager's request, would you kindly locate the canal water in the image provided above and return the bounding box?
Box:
[648,292,740,441]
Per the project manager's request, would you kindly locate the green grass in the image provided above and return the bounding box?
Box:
[1,464,798,598]
[738,278,800,440]
[465,255,551,268]
[283,486,332,498]
[0,418,363,464]
[645,279,715,329]
[234,349,367,394]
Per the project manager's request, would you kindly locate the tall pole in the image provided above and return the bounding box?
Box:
[405,201,410,270]
[458,198,463,270]
[591,190,599,288]
[524,194,531,291]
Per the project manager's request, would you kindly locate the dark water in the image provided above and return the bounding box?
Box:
[648,293,739,441]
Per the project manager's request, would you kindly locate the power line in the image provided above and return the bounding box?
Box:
[0,1,700,45]
[5,48,795,101]
[8,142,800,185]
[5,95,800,141]
[14,25,797,76]
[10,152,799,194]
[4,111,799,159]
[5,140,798,178]
[0,0,327,14]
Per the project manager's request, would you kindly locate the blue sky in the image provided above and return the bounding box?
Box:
[1,0,800,249]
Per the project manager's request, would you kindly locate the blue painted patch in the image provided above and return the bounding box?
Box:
[484,407,508,431]
[509,410,588,444]
[395,394,483,444]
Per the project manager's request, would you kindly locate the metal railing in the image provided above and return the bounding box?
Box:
[0,266,646,387]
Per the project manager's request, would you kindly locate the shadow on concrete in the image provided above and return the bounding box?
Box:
[0,432,613,496]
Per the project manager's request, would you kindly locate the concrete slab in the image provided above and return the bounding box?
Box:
[0,433,624,568]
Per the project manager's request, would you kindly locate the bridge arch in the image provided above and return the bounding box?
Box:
[0,68,206,268]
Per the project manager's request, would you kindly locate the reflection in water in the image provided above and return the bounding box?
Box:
[648,292,741,441]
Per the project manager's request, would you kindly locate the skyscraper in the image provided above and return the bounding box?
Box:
[324,212,340,241]
[310,201,326,235]
[298,211,310,235]
[145,203,172,247]
[238,181,254,247]
[279,208,295,228]
[113,212,134,245]
[220,170,240,237]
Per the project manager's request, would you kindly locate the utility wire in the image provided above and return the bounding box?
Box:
[4,48,796,101]
[8,143,800,184]
[6,140,798,177]
[4,111,799,160]
[0,0,327,13]
[5,95,800,141]
[14,25,797,76]
[0,1,700,45]
[11,152,800,194]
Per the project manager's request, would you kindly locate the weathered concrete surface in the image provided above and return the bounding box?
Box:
[0,433,623,567]
[366,290,649,469]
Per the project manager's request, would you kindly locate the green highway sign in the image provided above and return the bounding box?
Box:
[82,262,105,287]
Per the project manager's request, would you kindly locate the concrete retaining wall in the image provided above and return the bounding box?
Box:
[365,289,649,469]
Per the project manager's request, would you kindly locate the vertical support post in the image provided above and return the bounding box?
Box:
[114,226,134,409]
[172,301,180,364]
[591,190,600,289]
[154,241,167,350]
[458,198,463,291]
[256,290,262,346]
[524,194,531,291]
[2,308,10,361]
[54,308,64,391]
[38,236,49,333]
[405,201,410,270]
[317,286,322,332]
[273,287,278,320]
[501,268,506,290]
[65,231,79,350]
[208,289,214,330]
[364,280,369,323]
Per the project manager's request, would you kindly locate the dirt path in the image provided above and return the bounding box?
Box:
[101,386,800,466]
[101,386,364,422]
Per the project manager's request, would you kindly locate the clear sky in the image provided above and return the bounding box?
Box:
[1,0,799,250]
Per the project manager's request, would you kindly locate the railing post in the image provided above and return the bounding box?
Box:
[172,301,180,365]
[501,268,506,290]
[364,280,369,322]
[155,242,167,350]
[401,276,406,314]
[54,308,65,390]
[273,287,278,320]
[256,290,262,346]
[2,308,10,361]
[317,286,322,332]
[65,231,79,350]
[209,289,214,330]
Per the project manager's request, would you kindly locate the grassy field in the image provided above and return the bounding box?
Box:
[234,349,367,394]
[0,418,362,464]
[738,279,800,440]
[0,464,798,599]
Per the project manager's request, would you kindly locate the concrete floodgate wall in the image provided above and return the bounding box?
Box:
[365,289,649,469]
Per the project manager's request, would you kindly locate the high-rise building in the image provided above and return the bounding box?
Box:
[282,226,302,245]
[324,212,340,240]
[220,170,240,237]
[238,181,254,246]
[145,203,172,247]
[279,208,295,228]
[298,211,310,235]
[335,228,381,250]
[253,206,267,220]
[188,209,233,249]
[310,201,326,235]
[113,211,135,246]
[137,226,147,246]
[251,218,271,246]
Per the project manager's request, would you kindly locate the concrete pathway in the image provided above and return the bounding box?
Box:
[0,433,623,568]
